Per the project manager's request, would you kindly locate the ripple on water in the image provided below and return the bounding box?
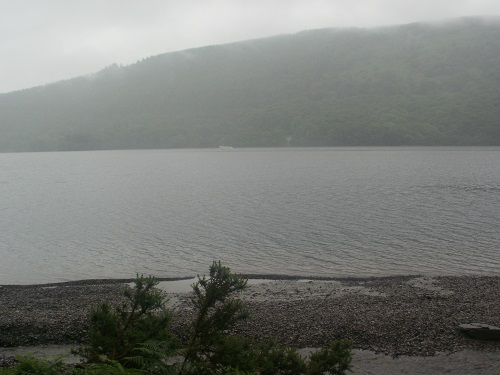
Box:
[0,148,499,284]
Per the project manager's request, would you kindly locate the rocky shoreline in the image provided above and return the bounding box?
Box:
[1,275,499,365]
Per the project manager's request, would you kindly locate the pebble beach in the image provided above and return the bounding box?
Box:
[1,275,499,373]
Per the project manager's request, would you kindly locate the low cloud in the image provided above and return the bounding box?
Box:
[1,0,500,93]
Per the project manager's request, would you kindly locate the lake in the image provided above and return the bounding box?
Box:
[0,147,499,285]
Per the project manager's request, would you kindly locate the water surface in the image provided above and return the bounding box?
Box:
[0,147,499,284]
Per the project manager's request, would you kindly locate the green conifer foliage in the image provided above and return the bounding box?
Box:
[77,275,175,367]
[181,261,249,374]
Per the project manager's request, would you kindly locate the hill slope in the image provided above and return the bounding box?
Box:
[1,17,500,151]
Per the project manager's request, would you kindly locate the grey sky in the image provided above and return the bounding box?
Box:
[1,0,499,93]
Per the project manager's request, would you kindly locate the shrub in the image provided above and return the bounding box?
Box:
[76,274,176,369]
[306,339,352,375]
[254,339,307,375]
[180,261,250,374]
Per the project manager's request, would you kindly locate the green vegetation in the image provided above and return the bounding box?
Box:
[1,17,499,151]
[0,262,352,374]
[75,274,176,366]
[181,261,249,374]
[0,356,68,375]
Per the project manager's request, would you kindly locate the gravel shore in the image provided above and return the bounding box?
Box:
[1,275,499,371]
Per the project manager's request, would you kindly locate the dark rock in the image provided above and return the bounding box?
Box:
[459,323,500,341]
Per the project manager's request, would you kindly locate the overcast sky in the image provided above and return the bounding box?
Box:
[1,0,499,94]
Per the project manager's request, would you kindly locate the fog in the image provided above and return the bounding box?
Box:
[1,0,500,93]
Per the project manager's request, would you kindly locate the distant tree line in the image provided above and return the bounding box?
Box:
[1,17,499,152]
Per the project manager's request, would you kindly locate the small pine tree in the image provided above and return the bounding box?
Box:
[181,261,249,374]
[77,274,176,368]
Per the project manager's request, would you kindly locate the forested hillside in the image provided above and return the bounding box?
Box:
[1,17,500,151]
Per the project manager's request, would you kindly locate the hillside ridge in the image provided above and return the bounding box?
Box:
[1,16,499,151]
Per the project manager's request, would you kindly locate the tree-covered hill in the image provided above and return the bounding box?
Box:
[1,16,500,151]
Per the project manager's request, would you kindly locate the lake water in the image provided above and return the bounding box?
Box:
[0,147,499,285]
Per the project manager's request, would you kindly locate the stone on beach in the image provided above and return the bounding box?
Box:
[459,323,500,341]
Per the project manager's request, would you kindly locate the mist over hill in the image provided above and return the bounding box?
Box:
[1,17,500,152]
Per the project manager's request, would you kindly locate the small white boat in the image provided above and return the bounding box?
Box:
[218,146,234,150]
